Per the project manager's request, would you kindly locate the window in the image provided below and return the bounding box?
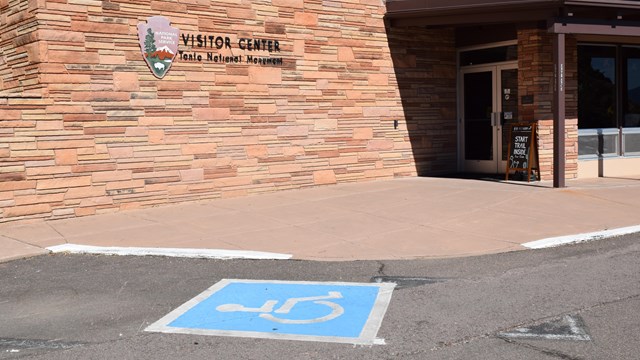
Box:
[578,45,616,129]
[459,45,517,67]
[578,44,640,158]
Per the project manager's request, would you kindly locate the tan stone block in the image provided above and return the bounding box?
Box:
[236,84,269,92]
[75,207,96,217]
[227,7,255,19]
[353,127,373,140]
[283,146,305,156]
[277,125,308,137]
[313,170,336,185]
[71,92,129,102]
[294,12,318,26]
[248,66,282,85]
[363,107,391,117]
[38,139,95,150]
[0,110,22,120]
[71,20,129,34]
[113,72,139,92]
[368,73,388,86]
[269,164,302,174]
[37,176,92,190]
[63,114,107,122]
[293,39,305,57]
[258,103,277,114]
[193,108,230,121]
[151,0,187,12]
[0,180,36,192]
[37,29,84,42]
[108,146,133,159]
[72,163,117,173]
[14,193,65,206]
[79,196,113,207]
[180,168,204,182]
[186,71,215,83]
[148,130,164,144]
[92,170,132,183]
[314,119,337,130]
[338,47,355,62]
[105,179,145,191]
[181,143,217,155]
[36,120,63,131]
[46,105,94,114]
[367,139,394,151]
[344,107,363,114]
[246,145,268,158]
[64,186,106,200]
[273,0,303,8]
[48,50,99,64]
[26,165,72,176]
[4,203,51,218]
[139,117,174,126]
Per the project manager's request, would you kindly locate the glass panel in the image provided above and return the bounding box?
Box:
[500,68,518,161]
[464,71,493,161]
[577,129,619,158]
[623,129,640,156]
[624,47,640,127]
[578,45,617,129]
[460,45,517,67]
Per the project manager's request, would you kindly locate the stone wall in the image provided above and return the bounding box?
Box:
[537,119,578,180]
[517,25,578,181]
[0,0,43,96]
[0,0,430,222]
[386,27,457,175]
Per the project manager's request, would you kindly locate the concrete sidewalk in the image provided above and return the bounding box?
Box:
[1,176,639,262]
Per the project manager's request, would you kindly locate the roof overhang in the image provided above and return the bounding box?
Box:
[386,0,640,28]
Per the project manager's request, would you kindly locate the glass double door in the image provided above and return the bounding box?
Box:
[461,64,518,174]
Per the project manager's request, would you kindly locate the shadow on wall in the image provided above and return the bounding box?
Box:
[385,24,458,176]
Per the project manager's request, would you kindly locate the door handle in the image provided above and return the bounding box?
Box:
[491,112,500,127]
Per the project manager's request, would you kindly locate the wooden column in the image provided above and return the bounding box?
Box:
[553,32,566,188]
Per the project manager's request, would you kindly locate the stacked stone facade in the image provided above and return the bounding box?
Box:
[0,0,458,222]
[517,26,578,181]
[386,27,457,175]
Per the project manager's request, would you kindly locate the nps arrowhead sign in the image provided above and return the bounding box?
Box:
[137,16,179,79]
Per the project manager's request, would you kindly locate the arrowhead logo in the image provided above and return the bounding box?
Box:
[137,16,179,79]
[498,314,591,341]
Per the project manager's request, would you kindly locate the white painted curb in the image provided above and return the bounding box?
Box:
[47,244,292,260]
[522,225,640,249]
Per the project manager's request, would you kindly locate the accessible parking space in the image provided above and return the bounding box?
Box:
[146,279,396,345]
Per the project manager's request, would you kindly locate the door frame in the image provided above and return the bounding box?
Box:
[457,42,518,174]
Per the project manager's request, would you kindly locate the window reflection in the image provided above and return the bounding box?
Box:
[578,45,616,129]
[624,47,640,127]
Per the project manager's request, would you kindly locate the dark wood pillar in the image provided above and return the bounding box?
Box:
[553,33,566,188]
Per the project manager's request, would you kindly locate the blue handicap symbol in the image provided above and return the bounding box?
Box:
[146,279,396,344]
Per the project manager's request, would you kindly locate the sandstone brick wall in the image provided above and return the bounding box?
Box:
[0,0,43,96]
[517,26,577,122]
[537,119,578,181]
[0,0,433,222]
[386,27,457,175]
[517,25,578,181]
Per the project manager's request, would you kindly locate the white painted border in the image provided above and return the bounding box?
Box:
[46,244,291,260]
[522,225,640,249]
[145,279,396,345]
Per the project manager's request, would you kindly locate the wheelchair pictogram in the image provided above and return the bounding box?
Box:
[216,291,344,324]
[146,279,396,345]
